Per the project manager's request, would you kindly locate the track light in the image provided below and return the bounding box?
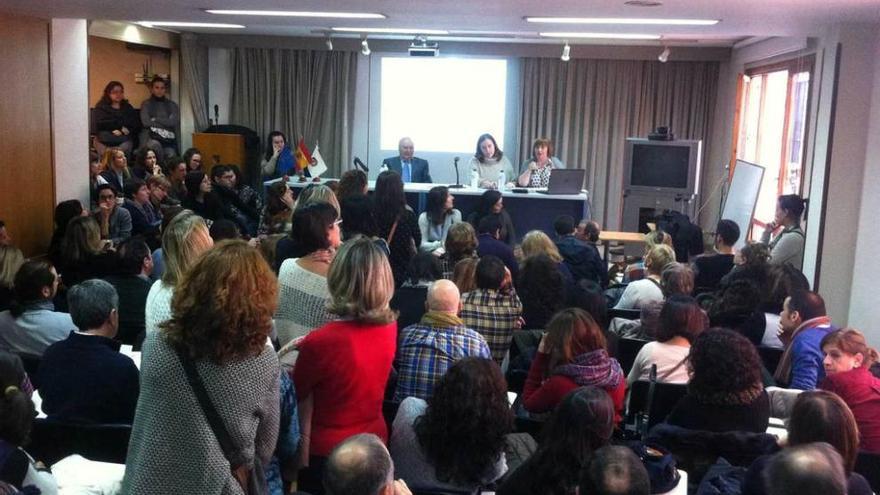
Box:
[361,38,371,56]
[325,36,333,51]
[658,46,670,63]
[561,43,571,62]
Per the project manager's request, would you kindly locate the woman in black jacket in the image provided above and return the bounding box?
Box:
[93,81,141,156]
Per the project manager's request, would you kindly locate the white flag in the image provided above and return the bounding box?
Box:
[310,145,328,178]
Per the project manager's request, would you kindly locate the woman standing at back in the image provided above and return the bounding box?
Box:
[372,171,421,287]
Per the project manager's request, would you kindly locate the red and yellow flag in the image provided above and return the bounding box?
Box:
[293,137,312,173]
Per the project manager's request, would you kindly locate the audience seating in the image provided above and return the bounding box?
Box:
[28,418,131,465]
[16,352,41,389]
[608,308,641,321]
[624,380,688,437]
[855,452,880,493]
[505,330,543,394]
[616,338,649,376]
[756,346,784,377]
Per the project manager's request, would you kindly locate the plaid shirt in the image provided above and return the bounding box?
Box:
[460,289,523,364]
[393,321,491,402]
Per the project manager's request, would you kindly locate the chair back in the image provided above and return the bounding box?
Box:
[625,380,688,436]
[616,338,649,375]
[855,451,880,493]
[609,308,641,321]
[756,346,784,376]
[28,418,132,465]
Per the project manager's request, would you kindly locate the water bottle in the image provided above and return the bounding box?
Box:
[470,167,479,188]
[497,170,506,191]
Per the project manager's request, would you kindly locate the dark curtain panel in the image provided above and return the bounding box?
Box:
[230,48,358,176]
[518,58,719,228]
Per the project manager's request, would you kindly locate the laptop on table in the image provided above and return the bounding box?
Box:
[536,169,585,195]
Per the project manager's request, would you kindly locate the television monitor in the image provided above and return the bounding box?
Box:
[623,138,702,196]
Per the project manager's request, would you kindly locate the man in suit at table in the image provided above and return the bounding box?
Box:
[383,137,432,183]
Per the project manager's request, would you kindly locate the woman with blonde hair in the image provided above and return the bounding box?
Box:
[820,328,880,453]
[145,210,214,334]
[58,216,117,287]
[123,240,281,494]
[624,229,673,282]
[521,230,574,283]
[523,308,625,420]
[614,244,676,310]
[96,147,132,192]
[292,237,397,492]
[0,246,24,312]
[295,184,340,216]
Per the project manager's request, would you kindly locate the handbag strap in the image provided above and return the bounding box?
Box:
[175,348,243,468]
[386,215,401,246]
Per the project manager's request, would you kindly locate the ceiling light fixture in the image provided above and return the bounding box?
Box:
[561,43,571,62]
[540,32,661,40]
[137,21,245,29]
[205,10,386,19]
[332,27,449,35]
[361,38,371,56]
[658,46,671,62]
[526,17,718,25]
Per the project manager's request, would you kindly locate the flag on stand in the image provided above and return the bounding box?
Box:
[310,144,328,178]
[293,137,312,174]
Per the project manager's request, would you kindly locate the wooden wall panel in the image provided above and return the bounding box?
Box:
[0,13,54,257]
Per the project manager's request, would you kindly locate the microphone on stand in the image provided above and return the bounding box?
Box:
[213,104,219,125]
[448,156,465,188]
[353,157,369,172]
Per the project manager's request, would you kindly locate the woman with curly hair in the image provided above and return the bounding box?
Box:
[498,386,614,495]
[742,390,873,495]
[390,357,513,493]
[517,254,566,329]
[293,238,398,492]
[466,189,516,245]
[439,222,477,279]
[666,328,770,432]
[523,308,625,420]
[123,240,281,494]
[720,241,772,290]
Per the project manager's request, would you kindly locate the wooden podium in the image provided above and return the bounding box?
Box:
[192,132,247,180]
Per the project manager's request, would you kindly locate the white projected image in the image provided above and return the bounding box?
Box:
[380,57,507,153]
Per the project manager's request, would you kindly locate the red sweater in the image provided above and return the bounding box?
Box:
[522,351,626,423]
[293,320,397,456]
[820,367,880,453]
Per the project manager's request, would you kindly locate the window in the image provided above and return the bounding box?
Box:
[733,57,813,240]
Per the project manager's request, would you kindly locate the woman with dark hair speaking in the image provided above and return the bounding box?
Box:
[467,189,516,245]
[418,186,461,255]
[498,386,614,495]
[373,170,421,287]
[467,133,515,190]
[391,357,513,493]
[123,240,281,494]
[761,194,806,267]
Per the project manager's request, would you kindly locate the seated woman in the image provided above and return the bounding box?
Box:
[390,357,512,493]
[122,178,161,247]
[666,328,770,433]
[132,148,160,179]
[182,147,202,172]
[418,186,462,254]
[295,184,340,216]
[498,387,614,495]
[819,328,880,453]
[293,238,397,492]
[96,147,133,193]
[336,169,368,204]
[708,279,767,345]
[721,241,772,289]
[614,244,676,310]
[339,194,377,241]
[521,230,574,283]
[761,194,806,268]
[229,164,262,217]
[742,390,872,495]
[467,133,515,190]
[93,80,140,157]
[627,295,708,385]
[261,131,294,178]
[523,308,626,420]
[439,222,477,279]
[390,252,443,331]
[258,181,294,237]
[164,155,188,203]
[517,137,565,188]
[59,216,118,287]
[623,230,672,282]
[48,200,88,268]
[517,254,566,329]
[274,203,340,352]
[452,257,479,295]
[122,241,281,494]
[181,171,233,224]
[467,189,516,245]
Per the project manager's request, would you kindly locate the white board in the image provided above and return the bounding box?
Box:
[721,160,765,250]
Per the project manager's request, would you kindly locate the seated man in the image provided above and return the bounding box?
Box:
[103,239,153,346]
[692,219,739,293]
[382,137,431,184]
[775,291,835,390]
[765,443,847,495]
[93,183,133,245]
[38,279,139,424]
[579,445,651,495]
[393,280,490,402]
[554,214,608,288]
[460,256,522,365]
[577,219,601,245]
[0,261,73,355]
[211,165,259,236]
[324,433,411,495]
[122,178,162,248]
[476,215,518,280]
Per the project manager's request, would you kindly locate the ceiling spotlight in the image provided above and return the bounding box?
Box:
[658,46,670,63]
[361,38,371,56]
[561,43,571,62]
[325,36,333,51]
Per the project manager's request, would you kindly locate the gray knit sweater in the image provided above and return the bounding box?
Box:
[122,331,280,494]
